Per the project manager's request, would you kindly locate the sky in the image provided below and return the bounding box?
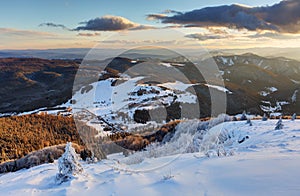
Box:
[1,0,300,50]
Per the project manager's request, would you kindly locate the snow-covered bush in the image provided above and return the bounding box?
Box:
[292,90,298,103]
[161,170,174,181]
[262,113,268,121]
[122,114,233,164]
[240,111,247,121]
[56,142,83,184]
[246,118,252,126]
[292,113,296,121]
[275,118,284,130]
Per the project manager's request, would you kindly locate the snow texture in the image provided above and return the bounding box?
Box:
[1,120,300,195]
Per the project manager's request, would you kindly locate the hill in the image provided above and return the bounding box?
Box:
[0,119,299,195]
[0,58,79,114]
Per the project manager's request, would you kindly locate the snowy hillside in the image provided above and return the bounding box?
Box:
[2,53,300,119]
[1,119,300,196]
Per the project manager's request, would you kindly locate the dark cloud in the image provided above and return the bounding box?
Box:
[147,14,167,21]
[162,9,183,15]
[147,0,300,33]
[39,22,70,30]
[74,15,154,31]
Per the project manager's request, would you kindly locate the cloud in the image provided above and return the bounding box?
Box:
[0,28,56,37]
[147,0,300,33]
[77,32,100,37]
[206,27,229,35]
[248,31,300,39]
[39,22,70,30]
[129,25,156,30]
[185,33,231,41]
[147,14,168,21]
[99,39,185,45]
[162,9,183,15]
[74,15,154,31]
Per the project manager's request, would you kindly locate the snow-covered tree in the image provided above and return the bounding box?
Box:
[275,118,284,130]
[246,118,252,126]
[240,111,247,121]
[262,113,268,121]
[292,113,297,121]
[292,90,298,103]
[56,142,83,184]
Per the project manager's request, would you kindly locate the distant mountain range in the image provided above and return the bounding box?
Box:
[1,53,299,120]
[1,47,300,61]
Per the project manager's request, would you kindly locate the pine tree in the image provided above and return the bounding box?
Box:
[262,113,268,121]
[292,113,296,121]
[56,142,83,184]
[246,118,253,126]
[240,111,247,121]
[275,117,284,130]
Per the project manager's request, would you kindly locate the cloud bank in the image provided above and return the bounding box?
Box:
[74,15,154,31]
[147,0,300,33]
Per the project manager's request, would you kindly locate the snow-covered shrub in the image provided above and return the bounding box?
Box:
[246,118,252,126]
[27,155,40,167]
[207,114,232,129]
[56,142,83,184]
[161,170,174,181]
[186,129,207,153]
[292,90,298,103]
[85,152,98,164]
[275,118,284,130]
[262,113,268,121]
[292,113,296,121]
[240,111,247,121]
[0,144,68,173]
[122,114,233,164]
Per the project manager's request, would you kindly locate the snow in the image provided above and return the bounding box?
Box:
[158,81,194,92]
[292,90,298,103]
[268,87,278,92]
[172,63,185,67]
[291,79,300,84]
[1,120,300,195]
[228,58,234,66]
[160,62,185,67]
[15,100,73,116]
[218,57,234,66]
[205,84,233,94]
[259,87,278,96]
[260,101,289,113]
[71,76,198,133]
[160,62,172,67]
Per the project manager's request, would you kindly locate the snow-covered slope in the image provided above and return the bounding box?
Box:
[1,119,300,196]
